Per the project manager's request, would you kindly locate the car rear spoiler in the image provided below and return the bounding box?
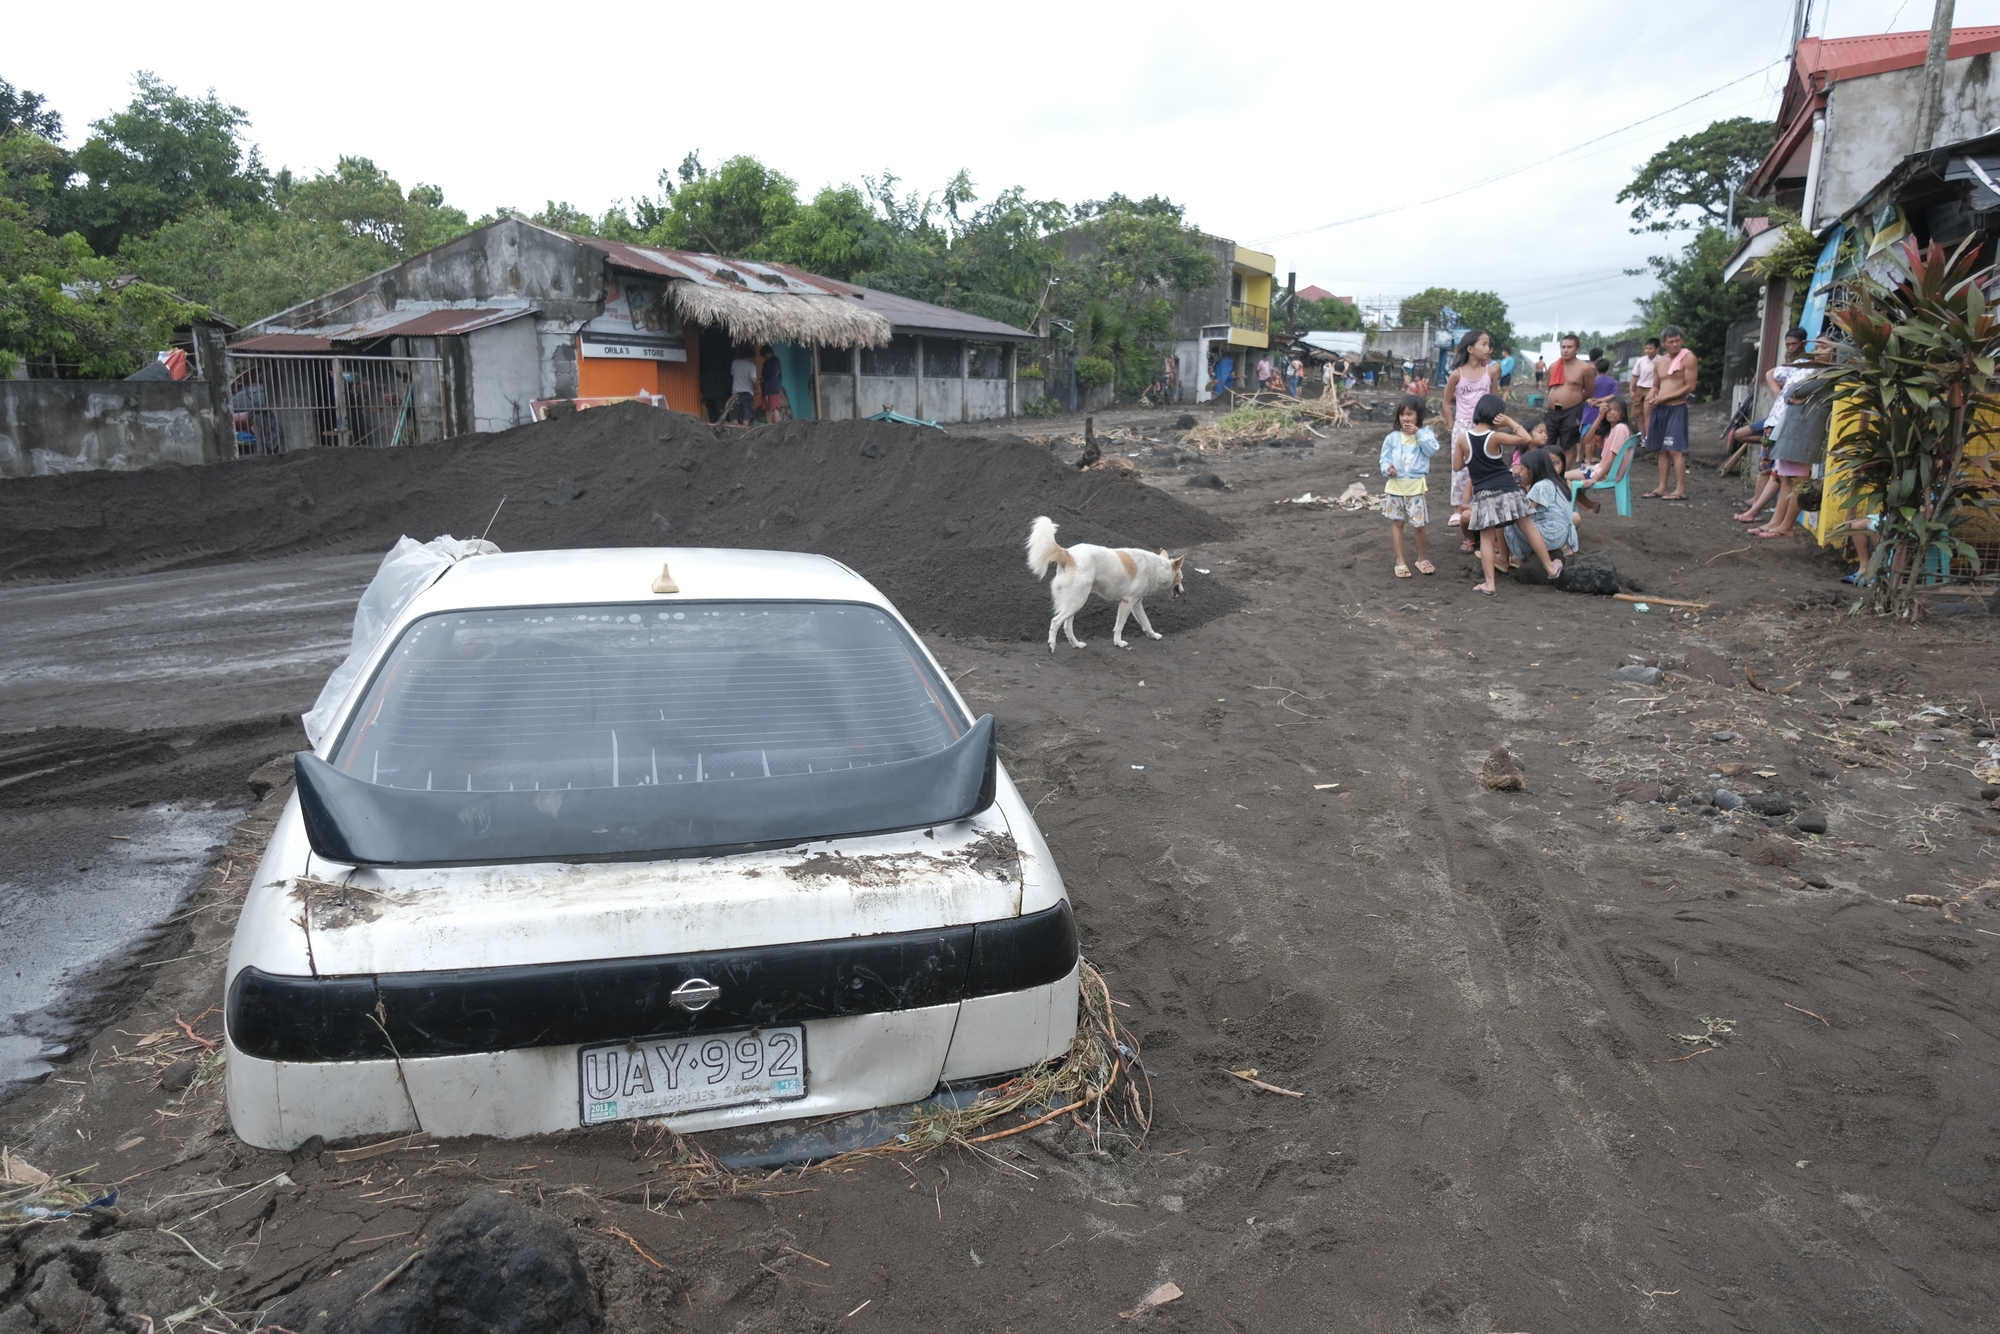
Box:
[294,714,998,867]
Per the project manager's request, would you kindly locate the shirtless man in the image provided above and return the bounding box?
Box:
[1542,334,1593,470]
[1644,324,1698,500]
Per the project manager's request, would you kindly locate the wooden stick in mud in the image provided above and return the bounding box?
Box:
[1613,593,1710,609]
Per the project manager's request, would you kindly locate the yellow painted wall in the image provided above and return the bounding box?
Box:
[1230,271,1273,350]
[1815,394,2000,552]
[1232,245,1276,275]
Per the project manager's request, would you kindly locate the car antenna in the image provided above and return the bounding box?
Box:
[480,494,507,542]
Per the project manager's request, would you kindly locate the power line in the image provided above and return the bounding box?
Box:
[1250,59,1786,246]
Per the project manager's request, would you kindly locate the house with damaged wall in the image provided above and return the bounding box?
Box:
[1723,24,2000,409]
[229,217,1035,451]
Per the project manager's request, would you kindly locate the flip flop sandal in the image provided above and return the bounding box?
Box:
[1547,560,1564,581]
[1415,560,1436,575]
[1459,539,1477,553]
[1474,585,1496,596]
[1395,564,1412,578]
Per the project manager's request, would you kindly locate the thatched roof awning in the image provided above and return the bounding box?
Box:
[562,233,892,349]
[668,283,892,349]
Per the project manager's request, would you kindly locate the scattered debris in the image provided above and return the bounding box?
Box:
[1479,747,1527,792]
[1673,1017,1738,1047]
[1224,1069,1304,1097]
[1612,665,1665,686]
[1902,894,1946,907]
[1713,789,1746,811]
[1120,1281,1185,1319]
[1614,593,1708,609]
[1,1147,49,1186]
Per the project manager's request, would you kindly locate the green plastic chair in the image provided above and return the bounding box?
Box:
[1570,433,1638,516]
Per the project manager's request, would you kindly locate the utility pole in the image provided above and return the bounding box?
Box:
[1285,271,1296,337]
[1912,0,1956,154]
[1789,0,1809,52]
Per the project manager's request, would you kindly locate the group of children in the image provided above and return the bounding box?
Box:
[1377,327,1648,597]
[1375,394,1575,595]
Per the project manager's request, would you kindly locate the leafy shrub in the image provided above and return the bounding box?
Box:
[1829,238,2000,616]
[1075,356,1114,390]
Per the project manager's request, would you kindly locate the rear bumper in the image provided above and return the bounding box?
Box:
[224,964,1080,1150]
[228,901,1077,1063]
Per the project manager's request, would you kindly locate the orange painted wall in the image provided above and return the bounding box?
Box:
[574,339,702,413]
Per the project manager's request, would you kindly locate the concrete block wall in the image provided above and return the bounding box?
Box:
[0,378,232,479]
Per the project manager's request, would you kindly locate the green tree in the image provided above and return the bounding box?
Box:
[0,197,204,377]
[1637,225,1759,397]
[118,158,473,325]
[644,154,800,257]
[68,73,269,255]
[277,157,469,255]
[1292,295,1362,331]
[1398,286,1515,352]
[1617,116,1774,234]
[0,77,63,139]
[762,183,885,281]
[1,130,77,232]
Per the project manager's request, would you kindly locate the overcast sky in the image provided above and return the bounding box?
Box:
[15,0,2000,337]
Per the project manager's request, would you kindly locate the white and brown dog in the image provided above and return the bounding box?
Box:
[1026,515,1184,652]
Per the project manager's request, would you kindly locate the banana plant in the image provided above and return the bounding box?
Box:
[1828,237,2000,617]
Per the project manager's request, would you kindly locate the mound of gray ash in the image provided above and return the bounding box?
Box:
[0,405,1238,641]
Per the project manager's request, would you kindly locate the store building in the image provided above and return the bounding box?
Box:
[228,218,1033,450]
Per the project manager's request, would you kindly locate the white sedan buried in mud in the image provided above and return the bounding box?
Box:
[223,548,1078,1150]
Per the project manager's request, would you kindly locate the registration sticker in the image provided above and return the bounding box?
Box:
[578,1026,807,1126]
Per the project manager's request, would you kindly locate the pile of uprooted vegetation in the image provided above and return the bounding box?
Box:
[0,405,1240,642]
[1181,395,1351,450]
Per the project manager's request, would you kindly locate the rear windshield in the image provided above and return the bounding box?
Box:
[331,601,966,792]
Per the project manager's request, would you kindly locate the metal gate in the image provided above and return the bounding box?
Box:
[226,352,446,456]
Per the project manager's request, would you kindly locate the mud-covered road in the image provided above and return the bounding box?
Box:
[3,409,1997,1333]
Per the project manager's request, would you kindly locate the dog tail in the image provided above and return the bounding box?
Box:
[1026,515,1073,580]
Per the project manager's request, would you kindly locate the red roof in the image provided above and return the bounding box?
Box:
[1297,285,1350,304]
[1751,26,2000,194]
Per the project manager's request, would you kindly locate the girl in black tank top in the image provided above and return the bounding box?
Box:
[1464,394,1563,596]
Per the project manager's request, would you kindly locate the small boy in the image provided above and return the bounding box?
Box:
[1379,395,1440,577]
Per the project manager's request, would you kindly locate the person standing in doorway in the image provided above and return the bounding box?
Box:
[1643,325,1697,499]
[1542,335,1592,470]
[758,345,788,423]
[725,346,758,426]
[1213,352,1235,396]
[1627,336,1658,443]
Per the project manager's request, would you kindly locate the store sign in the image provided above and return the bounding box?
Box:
[581,336,686,362]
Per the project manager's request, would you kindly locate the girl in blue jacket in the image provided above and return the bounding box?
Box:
[1379,395,1441,577]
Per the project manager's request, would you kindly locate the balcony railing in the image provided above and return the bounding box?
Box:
[1230,301,1269,334]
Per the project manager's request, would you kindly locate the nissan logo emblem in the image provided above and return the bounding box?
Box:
[670,978,721,1012]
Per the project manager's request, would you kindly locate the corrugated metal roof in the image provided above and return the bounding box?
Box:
[361,307,535,338]
[232,332,336,352]
[230,305,536,350]
[569,235,848,297]
[795,276,1035,341]
[1797,26,2000,83]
